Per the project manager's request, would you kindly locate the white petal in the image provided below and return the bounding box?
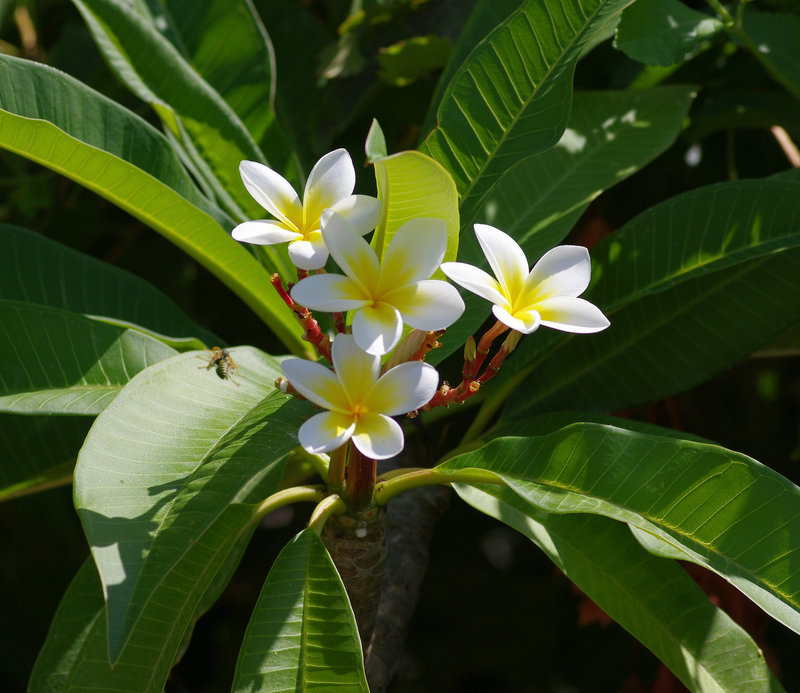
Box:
[327,195,382,236]
[303,149,355,226]
[440,262,508,307]
[385,280,464,330]
[377,218,447,293]
[351,412,404,460]
[330,334,380,405]
[239,160,302,229]
[537,297,610,333]
[352,303,403,355]
[298,411,355,455]
[474,224,530,299]
[291,274,370,311]
[365,361,439,416]
[322,213,380,294]
[231,220,300,245]
[287,235,329,270]
[492,305,540,334]
[281,358,350,412]
[522,245,591,304]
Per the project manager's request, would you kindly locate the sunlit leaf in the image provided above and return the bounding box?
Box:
[420,0,637,227]
[438,422,800,637]
[0,300,176,415]
[74,348,310,661]
[232,529,368,692]
[0,57,307,355]
[459,485,784,692]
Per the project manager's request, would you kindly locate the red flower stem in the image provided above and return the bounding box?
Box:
[409,329,445,362]
[476,331,522,386]
[270,273,332,362]
[472,320,509,376]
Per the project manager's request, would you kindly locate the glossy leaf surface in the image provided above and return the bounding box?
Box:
[0,223,217,347]
[0,300,176,415]
[74,348,310,661]
[439,423,800,637]
[420,0,636,226]
[233,529,368,692]
[0,61,306,354]
[459,484,784,692]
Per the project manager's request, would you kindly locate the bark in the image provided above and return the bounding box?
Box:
[364,483,451,692]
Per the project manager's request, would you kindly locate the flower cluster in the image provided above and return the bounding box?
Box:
[233,149,609,461]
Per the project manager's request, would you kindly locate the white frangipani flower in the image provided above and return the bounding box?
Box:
[291,215,465,355]
[281,334,439,459]
[441,224,610,334]
[231,149,381,270]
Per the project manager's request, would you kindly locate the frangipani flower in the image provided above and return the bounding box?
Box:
[291,215,465,355]
[281,334,438,459]
[441,224,610,334]
[231,149,381,270]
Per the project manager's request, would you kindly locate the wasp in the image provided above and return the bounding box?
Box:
[198,347,240,386]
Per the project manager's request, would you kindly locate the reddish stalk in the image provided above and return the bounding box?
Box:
[270,273,332,362]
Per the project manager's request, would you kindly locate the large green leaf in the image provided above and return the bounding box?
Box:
[0,53,221,222]
[74,348,310,662]
[419,0,636,227]
[0,414,91,501]
[614,0,723,67]
[0,223,217,348]
[232,529,369,692]
[137,0,275,145]
[494,178,800,418]
[739,7,800,102]
[439,423,800,637]
[0,300,176,415]
[0,60,306,355]
[459,485,784,692]
[29,509,260,691]
[71,0,270,221]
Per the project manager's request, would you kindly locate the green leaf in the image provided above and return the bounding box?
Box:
[439,422,800,637]
[0,300,176,415]
[71,0,270,220]
[0,414,91,501]
[498,178,800,418]
[74,348,310,662]
[0,223,218,348]
[739,7,800,102]
[372,150,460,267]
[137,0,277,147]
[0,59,307,355]
[614,0,723,67]
[233,529,369,692]
[423,0,521,134]
[419,0,636,227]
[29,507,260,691]
[458,485,784,692]
[0,53,221,221]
